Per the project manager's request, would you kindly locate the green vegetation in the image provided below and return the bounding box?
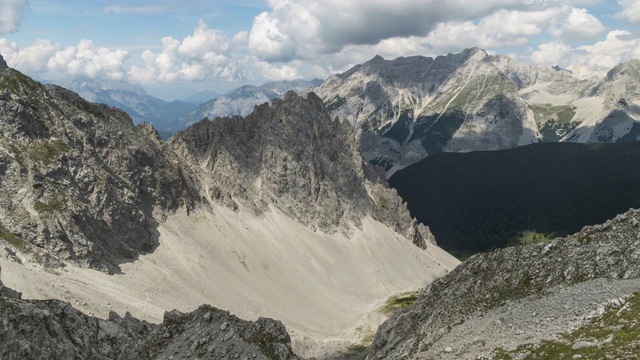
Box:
[33,193,65,213]
[346,326,376,355]
[528,103,577,142]
[512,230,550,246]
[26,140,69,166]
[494,292,640,359]
[389,141,640,254]
[447,74,514,110]
[379,291,420,316]
[0,223,29,250]
[0,70,43,93]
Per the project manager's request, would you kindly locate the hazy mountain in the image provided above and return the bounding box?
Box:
[312,48,640,177]
[62,78,196,131]
[168,78,323,132]
[182,89,220,105]
[0,59,455,357]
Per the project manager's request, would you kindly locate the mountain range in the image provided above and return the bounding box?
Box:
[312,48,640,177]
[61,79,197,134]
[3,47,640,360]
[168,78,323,132]
[0,57,455,358]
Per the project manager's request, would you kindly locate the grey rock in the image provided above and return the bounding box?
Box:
[571,340,597,350]
[0,69,430,272]
[0,297,298,359]
[312,49,640,177]
[366,209,640,359]
[0,54,7,70]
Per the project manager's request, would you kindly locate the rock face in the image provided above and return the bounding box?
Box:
[169,91,432,247]
[312,48,640,177]
[0,66,197,272]
[0,63,432,273]
[0,295,297,360]
[366,209,640,359]
[169,79,323,132]
[0,55,7,70]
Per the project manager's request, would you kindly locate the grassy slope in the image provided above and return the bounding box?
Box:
[389,142,640,253]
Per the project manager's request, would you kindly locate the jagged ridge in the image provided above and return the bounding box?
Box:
[367,209,640,359]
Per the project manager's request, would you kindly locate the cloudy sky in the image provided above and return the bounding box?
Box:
[1,0,639,99]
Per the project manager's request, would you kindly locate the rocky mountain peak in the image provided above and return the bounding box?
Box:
[169,91,433,246]
[0,54,7,70]
[0,69,434,272]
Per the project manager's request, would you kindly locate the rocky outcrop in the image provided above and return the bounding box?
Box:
[0,63,432,272]
[0,55,7,70]
[0,66,197,272]
[169,91,431,244]
[0,295,297,360]
[366,209,640,359]
[312,48,640,177]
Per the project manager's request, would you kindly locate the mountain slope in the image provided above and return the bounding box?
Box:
[0,67,196,272]
[366,209,640,359]
[0,58,457,357]
[313,49,640,177]
[389,141,640,253]
[169,79,322,132]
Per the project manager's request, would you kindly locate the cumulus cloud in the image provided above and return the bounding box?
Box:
[573,30,640,68]
[530,41,572,65]
[529,30,640,69]
[128,20,238,83]
[0,0,28,34]
[246,0,606,63]
[548,7,605,40]
[409,6,604,55]
[0,38,128,80]
[617,0,640,22]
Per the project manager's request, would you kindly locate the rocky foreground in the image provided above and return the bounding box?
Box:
[0,274,297,360]
[366,209,640,359]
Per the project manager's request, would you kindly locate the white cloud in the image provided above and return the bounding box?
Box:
[617,0,640,22]
[0,0,28,34]
[247,0,606,64]
[0,38,128,80]
[530,41,572,65]
[528,30,640,69]
[573,30,640,68]
[128,20,238,84]
[548,7,605,40]
[417,6,603,55]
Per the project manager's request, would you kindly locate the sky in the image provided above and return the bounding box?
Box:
[0,0,639,100]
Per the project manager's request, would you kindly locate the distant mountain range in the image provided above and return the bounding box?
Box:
[182,90,220,105]
[60,79,197,133]
[167,78,323,132]
[312,48,640,177]
[62,79,323,137]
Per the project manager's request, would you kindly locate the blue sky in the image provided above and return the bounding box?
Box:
[1,0,639,99]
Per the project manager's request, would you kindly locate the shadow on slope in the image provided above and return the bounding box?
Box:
[389,140,640,254]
